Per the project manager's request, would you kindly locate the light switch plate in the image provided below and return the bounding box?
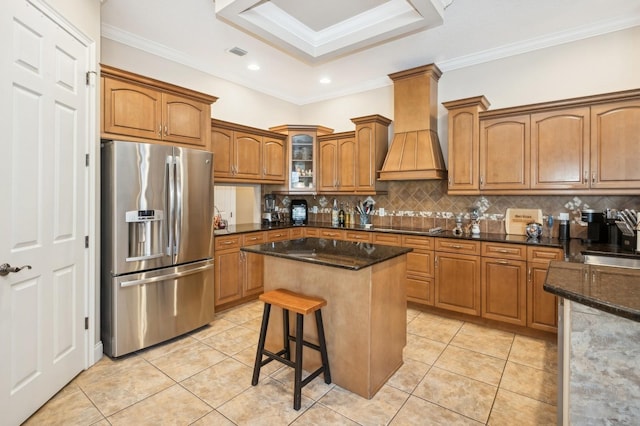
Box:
[379,207,385,217]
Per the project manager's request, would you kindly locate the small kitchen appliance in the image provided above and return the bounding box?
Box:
[581,209,608,243]
[290,199,308,225]
[262,194,279,224]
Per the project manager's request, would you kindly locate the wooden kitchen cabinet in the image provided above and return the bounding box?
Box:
[351,115,391,194]
[344,230,372,242]
[214,235,242,306]
[318,132,356,192]
[527,246,563,332]
[590,98,640,190]
[101,65,216,148]
[434,239,481,316]
[211,120,286,183]
[443,96,490,194]
[242,232,266,297]
[481,242,527,326]
[319,229,346,240]
[531,107,590,190]
[403,235,434,306]
[446,89,640,195]
[269,125,334,194]
[479,114,530,191]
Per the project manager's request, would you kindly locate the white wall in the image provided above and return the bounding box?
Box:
[48,0,101,43]
[101,39,300,129]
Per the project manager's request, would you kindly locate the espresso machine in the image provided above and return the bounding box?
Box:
[262,194,279,224]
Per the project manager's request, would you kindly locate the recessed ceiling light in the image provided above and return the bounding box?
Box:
[247,64,260,71]
[319,77,331,84]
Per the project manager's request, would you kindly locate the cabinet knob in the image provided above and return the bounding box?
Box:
[592,172,596,184]
[584,171,588,184]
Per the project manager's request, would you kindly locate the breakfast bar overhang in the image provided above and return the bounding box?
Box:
[241,237,411,399]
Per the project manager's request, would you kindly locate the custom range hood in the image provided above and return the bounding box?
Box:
[378,64,447,181]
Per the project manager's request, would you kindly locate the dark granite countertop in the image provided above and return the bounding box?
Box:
[241,237,412,271]
[544,261,640,322]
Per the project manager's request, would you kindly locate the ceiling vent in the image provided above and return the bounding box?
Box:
[228,46,248,56]
[378,63,447,181]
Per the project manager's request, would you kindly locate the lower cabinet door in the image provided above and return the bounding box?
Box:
[243,252,264,296]
[435,252,481,316]
[528,261,558,332]
[214,250,241,306]
[481,258,527,326]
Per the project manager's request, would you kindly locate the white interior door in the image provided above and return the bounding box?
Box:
[0,0,90,424]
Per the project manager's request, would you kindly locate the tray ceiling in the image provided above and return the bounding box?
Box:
[215,0,447,62]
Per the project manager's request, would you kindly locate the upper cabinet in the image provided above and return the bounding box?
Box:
[590,99,640,189]
[211,119,287,184]
[351,115,391,194]
[531,107,590,190]
[318,132,356,192]
[480,114,530,191]
[268,125,334,194]
[101,65,217,149]
[443,96,489,193]
[445,89,640,195]
[316,115,391,194]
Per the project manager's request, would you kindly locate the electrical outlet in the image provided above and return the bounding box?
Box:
[379,207,385,217]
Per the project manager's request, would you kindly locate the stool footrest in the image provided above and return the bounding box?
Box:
[260,349,296,369]
[287,335,321,352]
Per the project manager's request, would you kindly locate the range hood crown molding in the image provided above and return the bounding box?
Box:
[378,63,448,181]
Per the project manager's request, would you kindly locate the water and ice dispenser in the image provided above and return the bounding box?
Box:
[125,209,164,261]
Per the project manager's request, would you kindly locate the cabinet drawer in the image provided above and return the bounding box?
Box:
[344,230,372,242]
[266,229,290,242]
[402,235,433,249]
[305,227,321,237]
[320,229,345,239]
[242,232,266,246]
[481,242,526,260]
[372,232,402,246]
[527,246,563,264]
[215,235,241,251]
[289,227,304,239]
[435,238,481,255]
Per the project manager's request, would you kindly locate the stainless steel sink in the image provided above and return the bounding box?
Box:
[582,254,640,269]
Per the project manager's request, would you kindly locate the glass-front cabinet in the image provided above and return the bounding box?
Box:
[290,133,315,191]
[269,125,334,193]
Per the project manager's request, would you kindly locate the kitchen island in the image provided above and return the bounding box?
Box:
[241,238,411,399]
[544,261,640,425]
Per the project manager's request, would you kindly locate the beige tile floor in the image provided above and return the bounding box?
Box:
[25,301,558,425]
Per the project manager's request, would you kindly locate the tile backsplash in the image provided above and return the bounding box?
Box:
[271,180,640,238]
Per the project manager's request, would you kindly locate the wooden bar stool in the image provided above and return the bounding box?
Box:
[251,288,331,410]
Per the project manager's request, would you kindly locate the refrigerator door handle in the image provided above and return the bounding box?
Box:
[174,157,182,259]
[167,155,176,258]
[119,263,213,288]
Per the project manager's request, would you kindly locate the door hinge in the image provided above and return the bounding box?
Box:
[85,236,89,248]
[85,71,97,86]
[85,153,90,167]
[84,317,89,330]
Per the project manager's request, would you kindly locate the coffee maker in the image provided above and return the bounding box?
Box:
[581,209,608,243]
[262,194,279,224]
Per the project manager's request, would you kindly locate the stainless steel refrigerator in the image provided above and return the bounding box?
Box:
[101,140,214,357]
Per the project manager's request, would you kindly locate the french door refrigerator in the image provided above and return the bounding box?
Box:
[101,140,214,357]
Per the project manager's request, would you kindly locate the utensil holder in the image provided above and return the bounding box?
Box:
[359,214,369,226]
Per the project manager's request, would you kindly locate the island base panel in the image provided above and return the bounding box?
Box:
[262,255,407,399]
